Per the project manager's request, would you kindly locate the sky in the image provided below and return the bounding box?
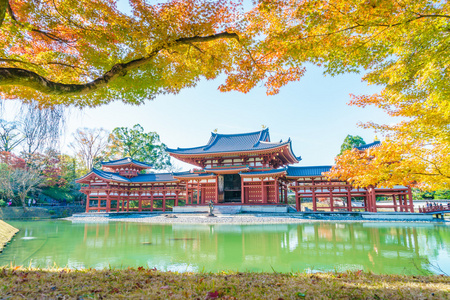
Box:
[59,64,395,171]
[2,63,396,171]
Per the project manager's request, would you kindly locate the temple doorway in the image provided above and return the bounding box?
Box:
[223,174,241,202]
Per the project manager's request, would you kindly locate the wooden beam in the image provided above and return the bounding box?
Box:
[106,192,111,213]
[138,190,142,212]
[312,188,317,212]
[346,187,352,212]
[408,186,414,212]
[85,192,90,213]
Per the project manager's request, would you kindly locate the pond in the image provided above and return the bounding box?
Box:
[1,220,449,275]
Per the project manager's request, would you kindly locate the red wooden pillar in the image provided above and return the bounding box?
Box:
[126,192,130,212]
[97,194,101,211]
[392,195,398,212]
[138,190,142,212]
[150,191,154,212]
[116,192,120,212]
[398,195,404,212]
[184,182,188,205]
[85,192,90,212]
[261,178,267,204]
[106,191,111,213]
[284,183,288,204]
[275,179,280,203]
[329,189,334,212]
[197,180,200,205]
[279,183,283,204]
[363,192,368,212]
[312,188,317,212]
[408,187,414,212]
[162,191,166,212]
[346,187,352,212]
[404,194,408,212]
[215,176,219,204]
[371,188,377,212]
[175,190,179,207]
[241,178,245,204]
[403,193,408,212]
[295,190,300,212]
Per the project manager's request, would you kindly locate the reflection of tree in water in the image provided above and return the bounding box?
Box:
[1,221,449,275]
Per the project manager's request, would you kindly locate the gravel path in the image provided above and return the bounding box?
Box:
[67,213,449,224]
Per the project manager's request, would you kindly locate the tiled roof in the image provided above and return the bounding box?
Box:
[286,166,332,177]
[167,128,293,155]
[356,141,381,150]
[77,169,177,183]
[240,168,287,176]
[172,172,216,178]
[101,157,153,168]
[130,173,177,183]
[78,169,130,183]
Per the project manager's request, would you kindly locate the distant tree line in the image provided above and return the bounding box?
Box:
[0,110,172,209]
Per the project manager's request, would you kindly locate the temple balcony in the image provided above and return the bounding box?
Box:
[119,169,138,177]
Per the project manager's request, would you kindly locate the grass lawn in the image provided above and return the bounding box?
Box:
[1,267,449,299]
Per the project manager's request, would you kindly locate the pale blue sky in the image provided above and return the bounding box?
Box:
[61,64,394,170]
[2,64,395,170]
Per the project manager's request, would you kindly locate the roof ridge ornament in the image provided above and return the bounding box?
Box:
[253,128,268,147]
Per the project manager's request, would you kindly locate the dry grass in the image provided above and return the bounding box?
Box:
[0,220,18,252]
[0,267,449,299]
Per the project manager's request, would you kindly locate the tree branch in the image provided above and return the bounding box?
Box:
[298,14,450,40]
[0,0,7,27]
[7,1,74,44]
[0,32,239,96]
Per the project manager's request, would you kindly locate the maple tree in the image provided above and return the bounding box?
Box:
[2,0,450,188]
[0,0,279,107]
[243,0,450,189]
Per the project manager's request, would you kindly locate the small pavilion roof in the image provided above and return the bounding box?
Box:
[167,128,299,158]
[76,168,177,183]
[356,141,381,151]
[101,157,153,169]
[286,166,332,177]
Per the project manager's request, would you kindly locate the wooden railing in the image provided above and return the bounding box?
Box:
[418,205,450,213]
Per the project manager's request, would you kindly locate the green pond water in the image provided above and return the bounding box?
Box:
[1,220,449,275]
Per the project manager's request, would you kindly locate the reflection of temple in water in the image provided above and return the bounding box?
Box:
[2,221,448,274]
[64,222,445,274]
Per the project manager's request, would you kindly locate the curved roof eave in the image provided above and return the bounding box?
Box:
[168,140,294,157]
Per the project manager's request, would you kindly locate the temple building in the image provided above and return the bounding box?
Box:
[168,128,299,205]
[77,128,414,213]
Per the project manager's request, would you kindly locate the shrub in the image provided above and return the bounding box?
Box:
[434,190,450,200]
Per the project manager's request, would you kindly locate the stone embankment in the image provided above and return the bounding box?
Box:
[0,220,18,252]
